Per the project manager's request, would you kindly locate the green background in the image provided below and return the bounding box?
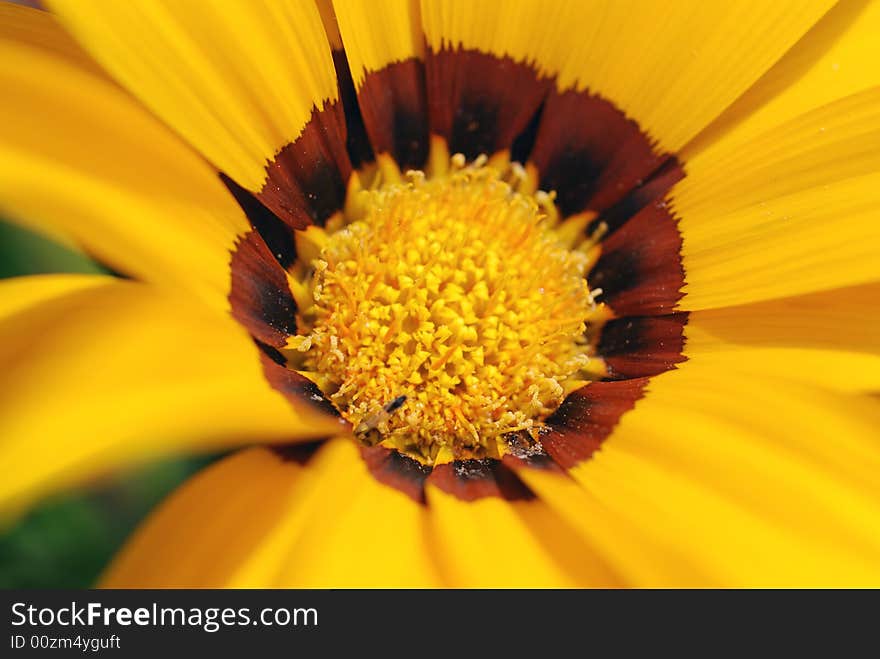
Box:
[0,220,213,588]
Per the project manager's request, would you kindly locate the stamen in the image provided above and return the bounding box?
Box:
[288,157,602,464]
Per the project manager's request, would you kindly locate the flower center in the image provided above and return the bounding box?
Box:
[288,158,603,464]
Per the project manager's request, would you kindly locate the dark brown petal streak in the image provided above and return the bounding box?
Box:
[594,157,685,237]
[258,102,352,230]
[331,49,375,168]
[271,441,323,466]
[229,230,298,348]
[541,379,650,469]
[426,49,551,161]
[360,445,432,504]
[428,460,535,502]
[502,434,566,474]
[355,58,430,170]
[529,90,668,217]
[258,348,342,419]
[599,314,688,379]
[590,203,685,317]
[222,174,298,269]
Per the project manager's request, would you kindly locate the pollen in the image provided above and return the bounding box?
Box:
[287,158,602,464]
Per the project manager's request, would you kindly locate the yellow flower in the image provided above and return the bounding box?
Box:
[1,0,879,587]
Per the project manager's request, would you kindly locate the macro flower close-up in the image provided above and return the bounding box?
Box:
[1,0,879,588]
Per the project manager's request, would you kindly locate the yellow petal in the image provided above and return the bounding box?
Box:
[0,273,106,320]
[0,15,251,310]
[509,464,700,585]
[0,1,104,76]
[425,485,620,587]
[333,0,423,86]
[673,87,880,309]
[47,0,339,192]
[102,448,309,587]
[420,0,834,151]
[0,276,341,518]
[259,439,443,587]
[569,359,880,586]
[686,282,880,392]
[686,0,880,158]
[104,439,442,587]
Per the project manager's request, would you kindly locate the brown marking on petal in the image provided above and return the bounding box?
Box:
[360,445,431,504]
[593,157,685,236]
[258,102,352,230]
[428,460,535,502]
[542,379,649,469]
[270,441,324,466]
[255,341,287,367]
[510,99,545,164]
[599,314,688,379]
[229,230,298,348]
[590,203,685,316]
[356,58,429,170]
[331,49,375,168]
[426,48,551,161]
[502,433,566,474]
[529,89,668,216]
[258,347,342,419]
[222,174,298,269]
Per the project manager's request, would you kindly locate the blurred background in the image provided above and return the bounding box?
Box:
[0,218,214,587]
